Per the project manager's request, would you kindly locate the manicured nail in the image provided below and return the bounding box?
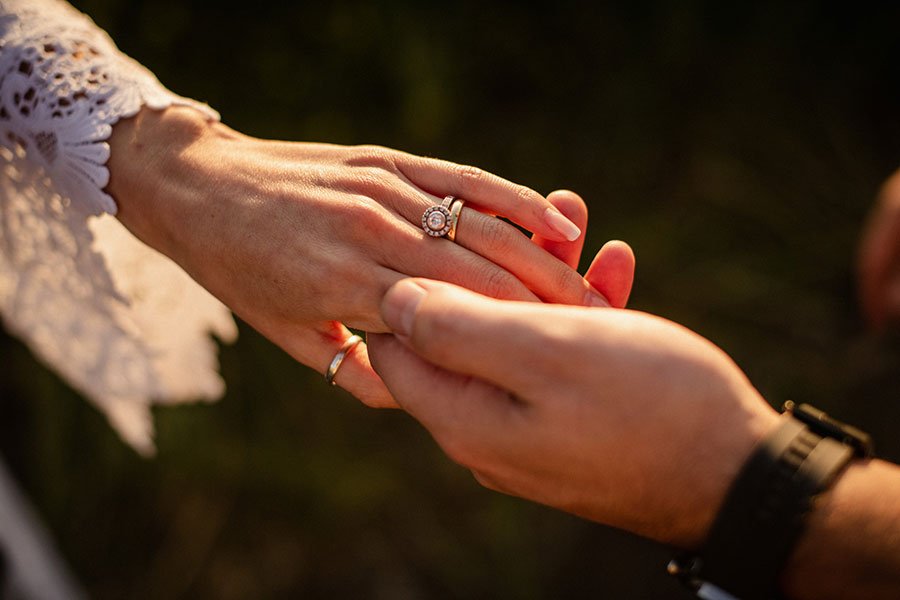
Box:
[584,287,610,308]
[544,207,582,242]
[382,280,427,336]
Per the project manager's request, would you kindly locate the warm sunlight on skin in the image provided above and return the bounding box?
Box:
[107,107,631,408]
[369,278,900,600]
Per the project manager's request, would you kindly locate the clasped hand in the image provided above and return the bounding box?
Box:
[108,107,629,408]
[368,278,780,549]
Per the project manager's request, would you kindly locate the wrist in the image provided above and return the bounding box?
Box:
[670,403,886,600]
[106,105,239,260]
[682,392,781,549]
[781,458,900,600]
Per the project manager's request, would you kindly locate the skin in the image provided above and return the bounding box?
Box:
[102,98,900,598]
[368,278,900,599]
[859,169,900,330]
[106,106,635,408]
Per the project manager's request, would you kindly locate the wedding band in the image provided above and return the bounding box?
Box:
[422,195,454,237]
[447,198,466,242]
[325,334,363,386]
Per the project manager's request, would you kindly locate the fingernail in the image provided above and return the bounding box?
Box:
[584,287,610,308]
[544,207,582,242]
[383,280,427,336]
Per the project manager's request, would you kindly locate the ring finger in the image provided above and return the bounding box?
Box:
[387,185,601,306]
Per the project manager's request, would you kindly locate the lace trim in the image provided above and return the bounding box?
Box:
[0,0,236,454]
[0,0,218,216]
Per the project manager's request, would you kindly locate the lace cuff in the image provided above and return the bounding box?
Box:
[0,0,237,454]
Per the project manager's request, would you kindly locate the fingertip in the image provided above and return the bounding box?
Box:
[585,240,636,309]
[603,240,636,266]
[381,279,428,337]
[355,377,400,409]
[583,287,612,308]
[382,277,496,337]
[546,189,588,226]
[534,190,589,270]
[332,339,400,409]
[543,206,582,242]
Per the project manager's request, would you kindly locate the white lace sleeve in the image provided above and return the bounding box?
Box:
[0,0,238,455]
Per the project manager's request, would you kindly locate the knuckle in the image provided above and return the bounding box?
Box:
[343,200,394,246]
[477,216,516,256]
[341,195,379,222]
[516,184,542,206]
[479,265,520,300]
[455,164,484,191]
[298,165,332,188]
[550,262,584,299]
[348,144,396,169]
[353,167,395,197]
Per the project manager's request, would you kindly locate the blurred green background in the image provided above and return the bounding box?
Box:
[3,1,900,598]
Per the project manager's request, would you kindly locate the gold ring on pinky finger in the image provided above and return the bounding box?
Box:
[422,195,455,237]
[325,334,364,386]
[447,198,466,242]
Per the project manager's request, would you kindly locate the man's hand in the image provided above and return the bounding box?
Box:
[369,277,900,599]
[367,278,779,548]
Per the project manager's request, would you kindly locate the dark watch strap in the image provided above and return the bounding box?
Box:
[668,403,871,600]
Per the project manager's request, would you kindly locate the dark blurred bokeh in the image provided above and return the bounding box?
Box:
[2,1,900,598]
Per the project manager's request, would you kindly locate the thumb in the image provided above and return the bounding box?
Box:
[380,278,558,397]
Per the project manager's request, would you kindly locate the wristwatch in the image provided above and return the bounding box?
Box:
[667,402,874,600]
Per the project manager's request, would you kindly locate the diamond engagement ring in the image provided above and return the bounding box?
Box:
[422,195,455,237]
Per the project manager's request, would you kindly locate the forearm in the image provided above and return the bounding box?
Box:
[782,459,900,599]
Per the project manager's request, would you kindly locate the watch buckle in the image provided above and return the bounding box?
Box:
[782,401,874,457]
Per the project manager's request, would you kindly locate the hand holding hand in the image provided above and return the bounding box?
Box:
[107,107,621,407]
[368,278,778,548]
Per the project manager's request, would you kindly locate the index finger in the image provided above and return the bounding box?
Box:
[366,332,521,467]
[394,153,582,243]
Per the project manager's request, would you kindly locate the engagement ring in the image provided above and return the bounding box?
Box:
[422,195,455,237]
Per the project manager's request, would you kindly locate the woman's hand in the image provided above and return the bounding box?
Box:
[106,107,619,407]
[859,170,900,330]
[368,278,778,548]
